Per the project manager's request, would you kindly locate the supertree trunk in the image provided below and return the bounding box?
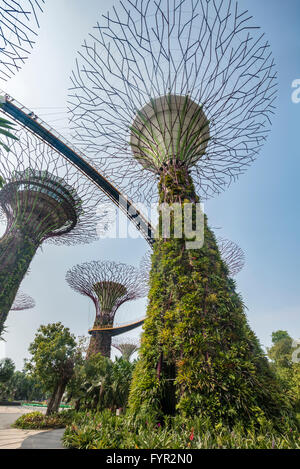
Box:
[87,333,112,359]
[86,316,112,359]
[128,166,294,426]
[0,228,38,333]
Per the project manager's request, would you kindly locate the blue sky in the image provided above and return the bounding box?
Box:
[0,0,299,369]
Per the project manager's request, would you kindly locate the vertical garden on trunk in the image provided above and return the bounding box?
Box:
[129,167,294,426]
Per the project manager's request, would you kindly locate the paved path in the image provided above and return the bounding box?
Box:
[21,429,65,449]
[0,406,65,449]
[0,412,22,429]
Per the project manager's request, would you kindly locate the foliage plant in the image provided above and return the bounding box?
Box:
[0,116,18,152]
[66,355,134,412]
[64,0,291,430]
[14,410,75,430]
[128,167,296,429]
[62,410,300,450]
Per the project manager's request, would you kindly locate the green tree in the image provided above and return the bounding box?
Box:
[268,331,293,368]
[271,330,291,344]
[9,371,45,402]
[268,331,300,411]
[26,323,77,415]
[0,357,15,383]
[0,358,15,400]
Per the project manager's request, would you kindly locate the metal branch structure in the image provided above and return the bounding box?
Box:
[0,0,45,81]
[0,129,104,245]
[69,0,277,203]
[217,237,245,277]
[112,337,140,361]
[139,250,152,286]
[66,260,147,358]
[0,127,105,333]
[11,290,35,310]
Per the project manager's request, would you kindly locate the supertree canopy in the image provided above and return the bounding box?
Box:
[67,1,295,427]
[217,237,246,277]
[11,290,35,311]
[0,128,103,334]
[0,0,45,81]
[69,0,276,202]
[112,337,140,361]
[66,260,146,358]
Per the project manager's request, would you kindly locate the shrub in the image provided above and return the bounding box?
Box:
[13,410,75,429]
[66,355,135,412]
[62,410,300,449]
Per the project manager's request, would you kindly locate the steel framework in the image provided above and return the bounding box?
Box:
[112,337,140,360]
[69,0,277,203]
[11,290,35,310]
[0,0,45,81]
[0,128,104,245]
[217,237,246,277]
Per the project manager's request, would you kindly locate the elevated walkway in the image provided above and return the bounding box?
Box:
[88,317,145,337]
[0,93,154,246]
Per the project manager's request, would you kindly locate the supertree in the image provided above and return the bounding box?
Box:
[67,1,294,427]
[66,260,147,358]
[112,337,140,361]
[0,128,103,334]
[11,290,35,311]
[0,0,45,81]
